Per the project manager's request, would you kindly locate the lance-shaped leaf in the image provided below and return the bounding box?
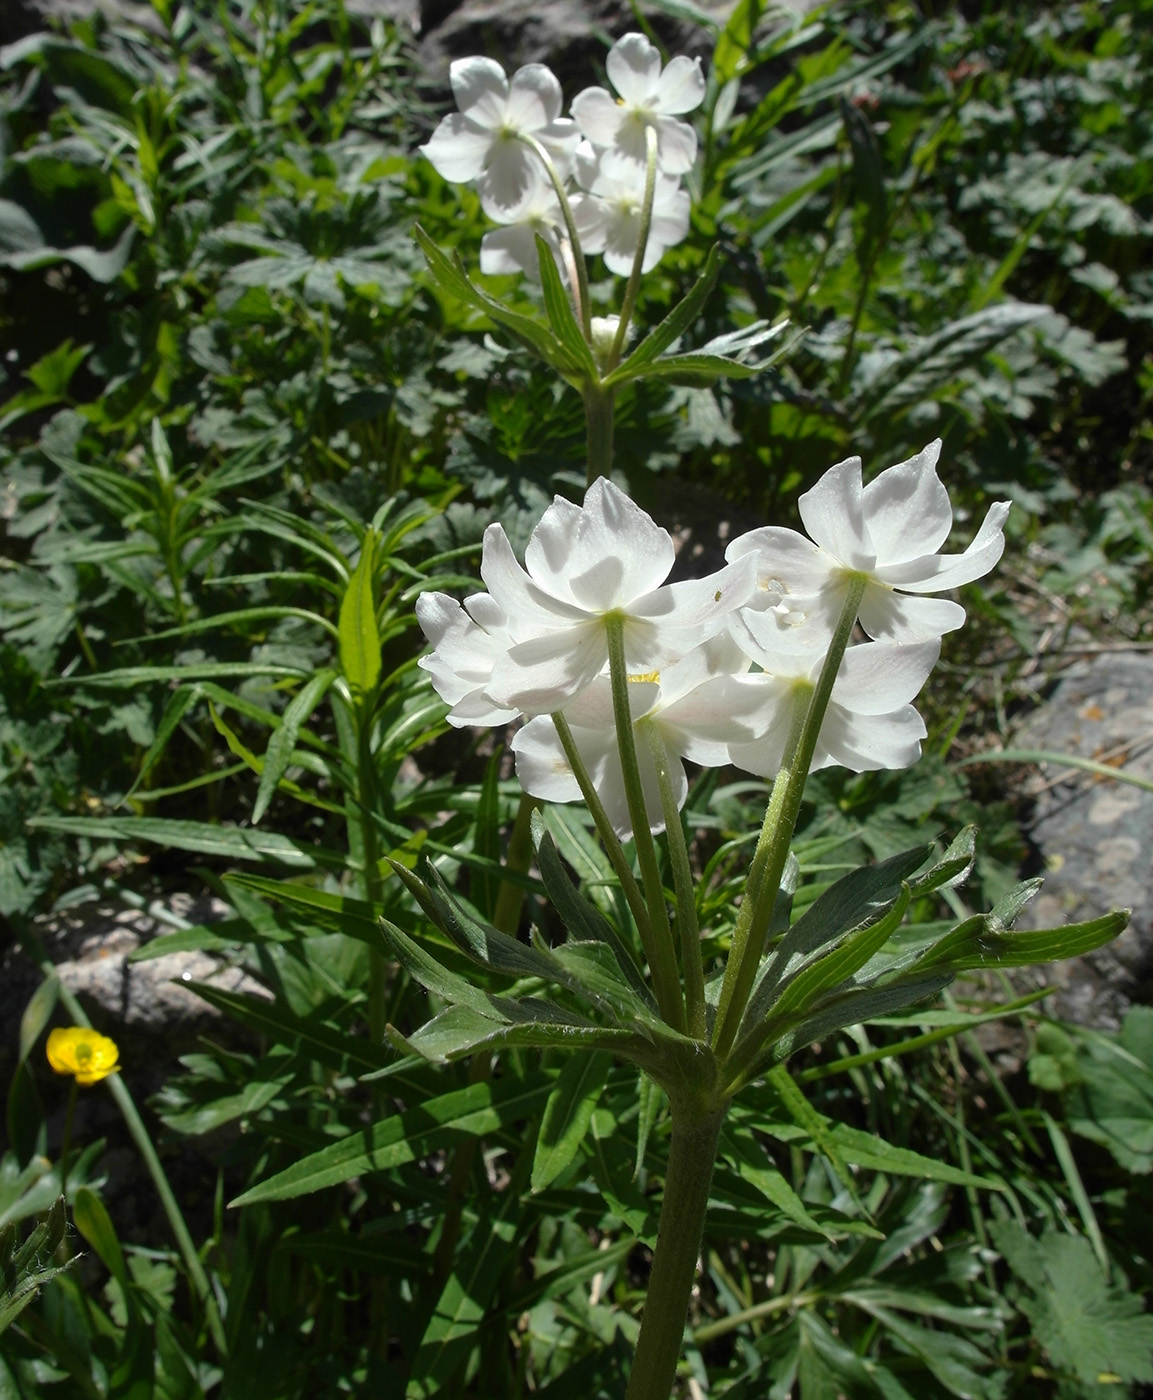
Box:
[612,245,724,373]
[222,870,387,946]
[748,843,931,1021]
[535,233,596,376]
[415,225,582,378]
[534,830,651,1008]
[0,1199,74,1336]
[253,669,338,824]
[605,322,799,389]
[532,1051,615,1192]
[722,1127,841,1241]
[27,814,340,868]
[339,532,381,694]
[394,1004,641,1067]
[232,1073,553,1205]
[761,883,913,1030]
[390,858,565,985]
[909,826,976,896]
[924,908,1128,973]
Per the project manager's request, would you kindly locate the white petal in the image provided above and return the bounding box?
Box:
[486,621,609,715]
[661,673,784,765]
[480,524,587,631]
[527,478,674,612]
[449,56,509,127]
[570,192,608,252]
[563,676,657,728]
[478,140,538,215]
[861,441,952,565]
[571,87,625,148]
[446,691,520,728]
[655,55,705,114]
[727,701,800,778]
[818,703,926,773]
[506,63,563,127]
[881,502,1011,593]
[606,33,661,104]
[798,456,875,569]
[421,114,492,183]
[629,554,757,639]
[480,225,545,278]
[653,115,698,174]
[511,717,585,803]
[648,185,690,250]
[857,585,965,642]
[831,640,940,715]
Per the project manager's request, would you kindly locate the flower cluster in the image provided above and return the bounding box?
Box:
[417,443,1009,839]
[420,33,703,279]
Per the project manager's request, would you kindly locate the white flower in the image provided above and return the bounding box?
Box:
[720,629,942,778]
[479,168,566,279]
[415,591,520,727]
[726,441,1011,643]
[571,150,690,275]
[478,477,756,716]
[421,58,579,215]
[571,33,704,176]
[511,638,763,838]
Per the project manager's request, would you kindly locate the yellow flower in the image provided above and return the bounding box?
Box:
[46,1027,120,1085]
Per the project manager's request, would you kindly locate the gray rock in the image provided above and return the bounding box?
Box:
[2,893,269,1087]
[1010,651,1153,1028]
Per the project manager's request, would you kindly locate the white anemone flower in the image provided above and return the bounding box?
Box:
[726,441,1011,643]
[571,33,704,176]
[479,169,566,279]
[511,639,765,838]
[571,152,690,275]
[477,477,757,716]
[415,591,520,728]
[421,58,579,216]
[720,625,941,778]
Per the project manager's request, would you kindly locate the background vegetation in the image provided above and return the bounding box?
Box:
[1,0,1151,1395]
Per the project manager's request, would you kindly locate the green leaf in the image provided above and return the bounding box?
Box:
[535,233,596,376]
[749,844,930,1020]
[252,670,338,824]
[841,95,887,256]
[766,884,912,1024]
[612,244,723,374]
[408,1187,524,1397]
[125,685,199,799]
[991,1222,1153,1385]
[232,1073,552,1205]
[723,1128,838,1240]
[184,982,392,1074]
[927,909,1128,972]
[823,1123,999,1190]
[0,1199,74,1337]
[339,532,381,693]
[222,872,384,945]
[534,832,651,1006]
[533,1052,614,1192]
[72,1187,129,1291]
[27,815,334,868]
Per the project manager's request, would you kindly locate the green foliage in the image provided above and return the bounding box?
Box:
[1,0,1151,1395]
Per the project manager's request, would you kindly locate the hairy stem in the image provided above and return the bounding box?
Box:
[625,1105,725,1400]
[609,124,659,370]
[712,574,868,1058]
[605,616,685,1032]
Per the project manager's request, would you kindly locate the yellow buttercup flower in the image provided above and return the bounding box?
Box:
[46,1027,120,1086]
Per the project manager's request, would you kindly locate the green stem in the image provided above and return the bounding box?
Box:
[357,700,387,1044]
[583,380,617,486]
[712,574,868,1058]
[605,616,685,1033]
[625,1105,725,1400]
[640,719,705,1039]
[609,124,659,371]
[552,710,659,991]
[516,132,592,336]
[12,918,227,1357]
[60,1080,77,1201]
